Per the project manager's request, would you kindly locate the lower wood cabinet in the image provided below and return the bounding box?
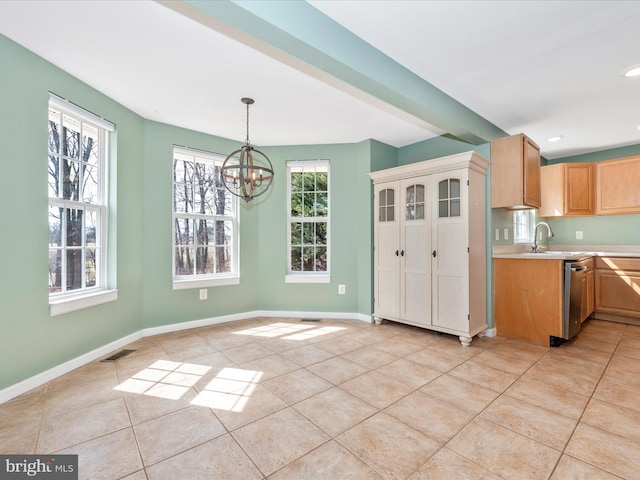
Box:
[494,258,564,346]
[595,257,640,318]
[585,267,595,320]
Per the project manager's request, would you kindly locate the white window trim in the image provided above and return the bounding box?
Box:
[513,209,536,244]
[173,276,240,290]
[50,289,118,317]
[285,159,330,284]
[285,274,331,284]
[172,146,240,290]
[48,93,115,314]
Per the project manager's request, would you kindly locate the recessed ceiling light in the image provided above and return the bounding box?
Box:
[547,135,563,142]
[623,65,640,77]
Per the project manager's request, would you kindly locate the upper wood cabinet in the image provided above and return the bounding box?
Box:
[596,155,640,215]
[491,133,541,209]
[539,162,595,217]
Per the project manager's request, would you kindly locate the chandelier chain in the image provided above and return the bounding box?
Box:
[245,101,250,145]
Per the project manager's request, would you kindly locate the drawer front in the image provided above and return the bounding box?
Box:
[595,256,640,272]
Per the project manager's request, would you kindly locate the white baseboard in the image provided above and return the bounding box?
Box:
[0,331,142,404]
[0,310,371,404]
[481,327,497,337]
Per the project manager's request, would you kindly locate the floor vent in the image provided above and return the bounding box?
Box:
[101,349,136,362]
[301,318,322,323]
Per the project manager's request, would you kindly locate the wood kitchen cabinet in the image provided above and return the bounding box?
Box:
[596,155,640,215]
[491,133,541,209]
[369,151,489,346]
[595,257,640,318]
[494,258,563,346]
[539,162,595,217]
[582,257,595,321]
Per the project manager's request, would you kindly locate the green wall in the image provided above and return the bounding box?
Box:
[0,35,145,389]
[141,121,263,328]
[0,34,401,391]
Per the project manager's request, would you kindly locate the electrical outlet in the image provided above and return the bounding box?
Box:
[199,289,207,300]
[495,228,500,241]
[338,284,346,295]
[503,228,509,240]
[576,230,584,240]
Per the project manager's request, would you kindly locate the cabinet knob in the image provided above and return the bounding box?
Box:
[395,250,399,256]
[400,250,405,256]
[432,250,437,257]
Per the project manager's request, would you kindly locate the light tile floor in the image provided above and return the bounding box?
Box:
[2,317,640,479]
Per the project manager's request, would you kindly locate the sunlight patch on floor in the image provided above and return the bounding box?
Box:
[114,359,212,400]
[231,322,316,338]
[231,322,347,341]
[191,367,263,412]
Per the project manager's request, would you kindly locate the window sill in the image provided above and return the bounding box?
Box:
[50,289,118,317]
[285,274,331,284]
[173,276,240,290]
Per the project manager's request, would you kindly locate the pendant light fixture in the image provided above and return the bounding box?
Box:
[221,97,275,202]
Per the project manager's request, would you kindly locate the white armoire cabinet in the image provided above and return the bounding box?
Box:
[368,151,489,346]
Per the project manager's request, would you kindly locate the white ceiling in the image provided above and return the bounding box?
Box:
[1,0,639,159]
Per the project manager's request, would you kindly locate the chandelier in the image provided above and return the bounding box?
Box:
[221,97,275,202]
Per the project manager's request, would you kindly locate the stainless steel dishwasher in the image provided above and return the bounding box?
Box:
[550,258,588,347]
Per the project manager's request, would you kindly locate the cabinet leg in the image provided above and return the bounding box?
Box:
[458,336,472,347]
[373,317,383,326]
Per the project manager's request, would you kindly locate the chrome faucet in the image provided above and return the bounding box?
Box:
[532,222,555,253]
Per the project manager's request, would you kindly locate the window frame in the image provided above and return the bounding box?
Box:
[172,146,240,290]
[513,209,536,244]
[47,93,117,316]
[286,159,330,284]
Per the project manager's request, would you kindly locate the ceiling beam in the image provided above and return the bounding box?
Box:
[169,0,506,145]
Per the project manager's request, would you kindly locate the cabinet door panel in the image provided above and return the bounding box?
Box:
[597,156,640,215]
[401,178,430,325]
[403,221,430,324]
[374,184,400,318]
[586,269,594,318]
[431,172,468,330]
[595,270,640,316]
[523,137,541,208]
[566,163,594,214]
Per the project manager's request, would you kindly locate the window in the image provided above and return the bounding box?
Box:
[48,94,116,315]
[172,146,239,289]
[514,209,535,243]
[287,160,329,283]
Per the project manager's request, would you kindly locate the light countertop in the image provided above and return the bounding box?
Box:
[493,245,640,260]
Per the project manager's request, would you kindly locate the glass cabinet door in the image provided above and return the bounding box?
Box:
[378,188,395,222]
[438,178,461,218]
[405,184,425,220]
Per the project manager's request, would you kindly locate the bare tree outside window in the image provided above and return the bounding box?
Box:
[48,104,104,295]
[173,148,237,282]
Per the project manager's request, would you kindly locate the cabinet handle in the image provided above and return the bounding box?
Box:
[395,250,399,256]
[432,250,437,257]
[400,250,405,256]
